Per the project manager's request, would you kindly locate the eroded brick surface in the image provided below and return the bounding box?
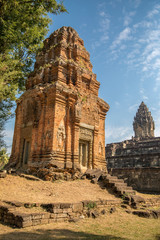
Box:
[9,26,109,173]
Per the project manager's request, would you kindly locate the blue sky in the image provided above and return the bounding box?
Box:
[4,0,160,153]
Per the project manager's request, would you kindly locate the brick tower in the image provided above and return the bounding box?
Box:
[10,26,109,171]
[133,101,155,139]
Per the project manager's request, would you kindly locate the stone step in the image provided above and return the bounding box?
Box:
[104,181,127,188]
[117,185,133,190]
[123,190,136,195]
[106,175,118,180]
[105,178,124,184]
[114,182,128,188]
[115,186,133,192]
[116,189,136,196]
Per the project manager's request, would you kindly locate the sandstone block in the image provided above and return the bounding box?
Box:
[72,203,83,213]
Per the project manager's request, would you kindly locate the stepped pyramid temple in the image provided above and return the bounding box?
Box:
[106,101,160,169]
[106,102,160,192]
[10,26,109,172]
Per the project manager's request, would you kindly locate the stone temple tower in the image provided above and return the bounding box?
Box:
[133,101,155,139]
[10,26,109,172]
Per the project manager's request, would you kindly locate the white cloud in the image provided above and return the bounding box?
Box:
[123,9,160,92]
[92,7,110,50]
[123,11,136,26]
[139,88,148,101]
[105,125,133,144]
[111,27,131,50]
[133,0,141,9]
[147,4,160,18]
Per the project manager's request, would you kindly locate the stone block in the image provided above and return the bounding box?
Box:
[53,208,63,213]
[110,207,116,213]
[72,202,83,213]
[32,219,41,226]
[132,210,151,218]
[56,218,67,222]
[16,213,32,222]
[22,220,33,228]
[56,213,68,218]
[41,218,49,224]
[48,218,57,223]
[63,208,72,213]
[31,213,42,220]
[131,195,145,204]
[0,171,7,178]
[60,203,72,209]
[91,210,99,218]
[50,213,57,219]
[41,212,51,219]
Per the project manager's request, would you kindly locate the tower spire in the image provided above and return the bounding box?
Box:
[133,102,155,139]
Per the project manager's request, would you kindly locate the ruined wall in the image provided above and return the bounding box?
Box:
[109,167,160,193]
[106,138,160,169]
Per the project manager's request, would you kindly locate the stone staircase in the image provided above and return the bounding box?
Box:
[85,169,136,197]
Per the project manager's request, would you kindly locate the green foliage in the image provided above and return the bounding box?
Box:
[86,202,97,210]
[0,0,66,147]
[0,148,9,170]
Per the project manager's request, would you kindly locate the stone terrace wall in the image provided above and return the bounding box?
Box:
[109,167,160,193]
[0,199,121,228]
[106,137,160,169]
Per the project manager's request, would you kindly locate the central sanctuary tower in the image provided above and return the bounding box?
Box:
[10,26,109,171]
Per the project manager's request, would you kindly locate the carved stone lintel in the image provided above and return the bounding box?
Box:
[79,127,93,141]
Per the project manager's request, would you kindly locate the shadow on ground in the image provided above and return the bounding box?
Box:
[0,228,129,240]
[156,235,160,240]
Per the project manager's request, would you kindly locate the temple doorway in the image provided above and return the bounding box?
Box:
[79,140,89,168]
[21,139,30,166]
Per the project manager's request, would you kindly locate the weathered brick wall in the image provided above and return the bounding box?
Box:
[0,199,121,228]
[10,26,109,172]
[109,167,160,193]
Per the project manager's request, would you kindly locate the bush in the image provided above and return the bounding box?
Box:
[0,148,9,170]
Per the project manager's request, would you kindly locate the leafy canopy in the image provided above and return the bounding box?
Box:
[0,0,66,104]
[0,0,66,153]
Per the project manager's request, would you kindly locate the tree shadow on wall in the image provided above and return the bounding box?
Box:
[0,228,129,240]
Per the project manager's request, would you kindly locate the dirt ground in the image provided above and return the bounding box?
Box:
[0,175,160,239]
[0,175,118,204]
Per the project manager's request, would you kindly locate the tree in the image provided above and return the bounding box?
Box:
[0,0,66,161]
[0,0,66,113]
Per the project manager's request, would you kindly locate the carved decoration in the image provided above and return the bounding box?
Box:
[23,98,41,127]
[57,121,66,151]
[99,142,103,155]
[79,127,93,141]
[75,101,82,119]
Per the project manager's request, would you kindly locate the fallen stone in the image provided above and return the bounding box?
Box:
[110,207,116,213]
[132,210,151,218]
[126,210,132,214]
[101,209,106,215]
[0,170,7,178]
[131,195,145,204]
[91,210,99,218]
[91,178,98,184]
[121,204,128,209]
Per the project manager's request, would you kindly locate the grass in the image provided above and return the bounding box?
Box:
[0,208,160,240]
